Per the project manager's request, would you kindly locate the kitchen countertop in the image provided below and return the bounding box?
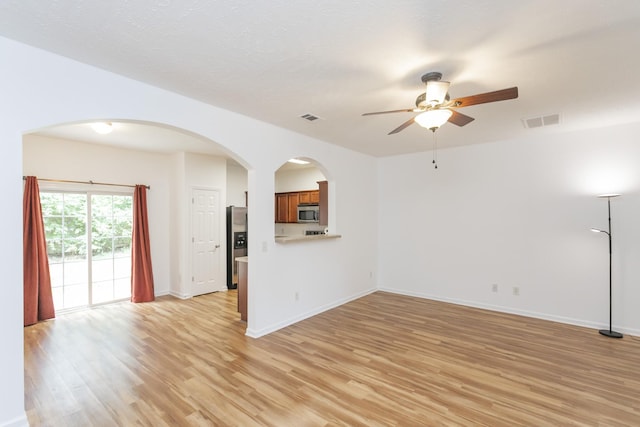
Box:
[274,233,342,244]
[235,256,249,263]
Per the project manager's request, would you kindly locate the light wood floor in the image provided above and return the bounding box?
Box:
[25,291,640,426]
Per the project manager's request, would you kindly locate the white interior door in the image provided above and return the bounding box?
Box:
[191,188,223,296]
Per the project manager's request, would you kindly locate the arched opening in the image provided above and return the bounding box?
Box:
[274,157,328,238]
[22,118,250,307]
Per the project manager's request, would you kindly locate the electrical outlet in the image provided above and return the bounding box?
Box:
[369,271,373,279]
[295,291,299,301]
[492,284,498,293]
[513,286,520,296]
[261,241,268,252]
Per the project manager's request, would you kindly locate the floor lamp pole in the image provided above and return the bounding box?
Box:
[597,194,623,339]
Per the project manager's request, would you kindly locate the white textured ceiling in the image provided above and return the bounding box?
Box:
[2,0,640,157]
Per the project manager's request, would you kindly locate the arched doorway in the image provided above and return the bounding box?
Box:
[22,119,250,304]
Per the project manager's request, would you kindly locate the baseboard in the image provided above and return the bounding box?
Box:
[245,287,377,338]
[0,414,29,427]
[378,287,640,337]
[168,290,191,300]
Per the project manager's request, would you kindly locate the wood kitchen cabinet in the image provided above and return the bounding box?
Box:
[275,193,289,223]
[237,257,248,321]
[318,181,328,226]
[274,191,300,223]
[275,189,321,223]
[287,193,299,223]
[298,190,319,205]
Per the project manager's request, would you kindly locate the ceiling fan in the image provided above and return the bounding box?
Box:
[363,72,518,134]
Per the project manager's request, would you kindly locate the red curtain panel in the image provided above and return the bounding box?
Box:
[131,185,155,303]
[23,176,55,326]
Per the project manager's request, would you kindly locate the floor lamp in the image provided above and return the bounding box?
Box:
[590,193,623,339]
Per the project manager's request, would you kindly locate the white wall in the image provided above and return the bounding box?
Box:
[0,36,378,426]
[178,153,228,298]
[169,152,186,302]
[226,162,248,207]
[378,123,640,335]
[275,165,325,193]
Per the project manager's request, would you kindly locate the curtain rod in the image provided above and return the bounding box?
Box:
[23,176,150,190]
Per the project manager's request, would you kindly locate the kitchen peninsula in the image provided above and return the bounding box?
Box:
[274,233,341,243]
[235,233,339,322]
[236,256,248,321]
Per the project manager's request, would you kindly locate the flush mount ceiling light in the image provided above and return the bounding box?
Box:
[91,122,113,134]
[288,158,310,165]
[414,109,453,131]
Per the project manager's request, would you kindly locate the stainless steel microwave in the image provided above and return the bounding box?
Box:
[297,204,319,223]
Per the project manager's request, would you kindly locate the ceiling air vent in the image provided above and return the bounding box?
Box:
[522,113,561,129]
[300,113,322,122]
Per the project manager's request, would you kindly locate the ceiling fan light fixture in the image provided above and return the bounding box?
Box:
[362,72,518,135]
[425,81,450,105]
[414,109,453,130]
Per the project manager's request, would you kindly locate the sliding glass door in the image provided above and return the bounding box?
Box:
[41,192,88,309]
[41,191,133,312]
[90,194,133,304]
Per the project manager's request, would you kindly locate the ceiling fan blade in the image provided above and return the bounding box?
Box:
[448,110,475,127]
[388,117,416,135]
[362,108,414,116]
[451,87,518,108]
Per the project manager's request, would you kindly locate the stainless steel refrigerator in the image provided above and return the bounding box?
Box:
[226,206,247,289]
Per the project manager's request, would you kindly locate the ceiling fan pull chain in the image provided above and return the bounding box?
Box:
[432,130,438,169]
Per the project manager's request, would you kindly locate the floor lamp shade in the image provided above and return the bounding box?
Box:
[593,194,623,339]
